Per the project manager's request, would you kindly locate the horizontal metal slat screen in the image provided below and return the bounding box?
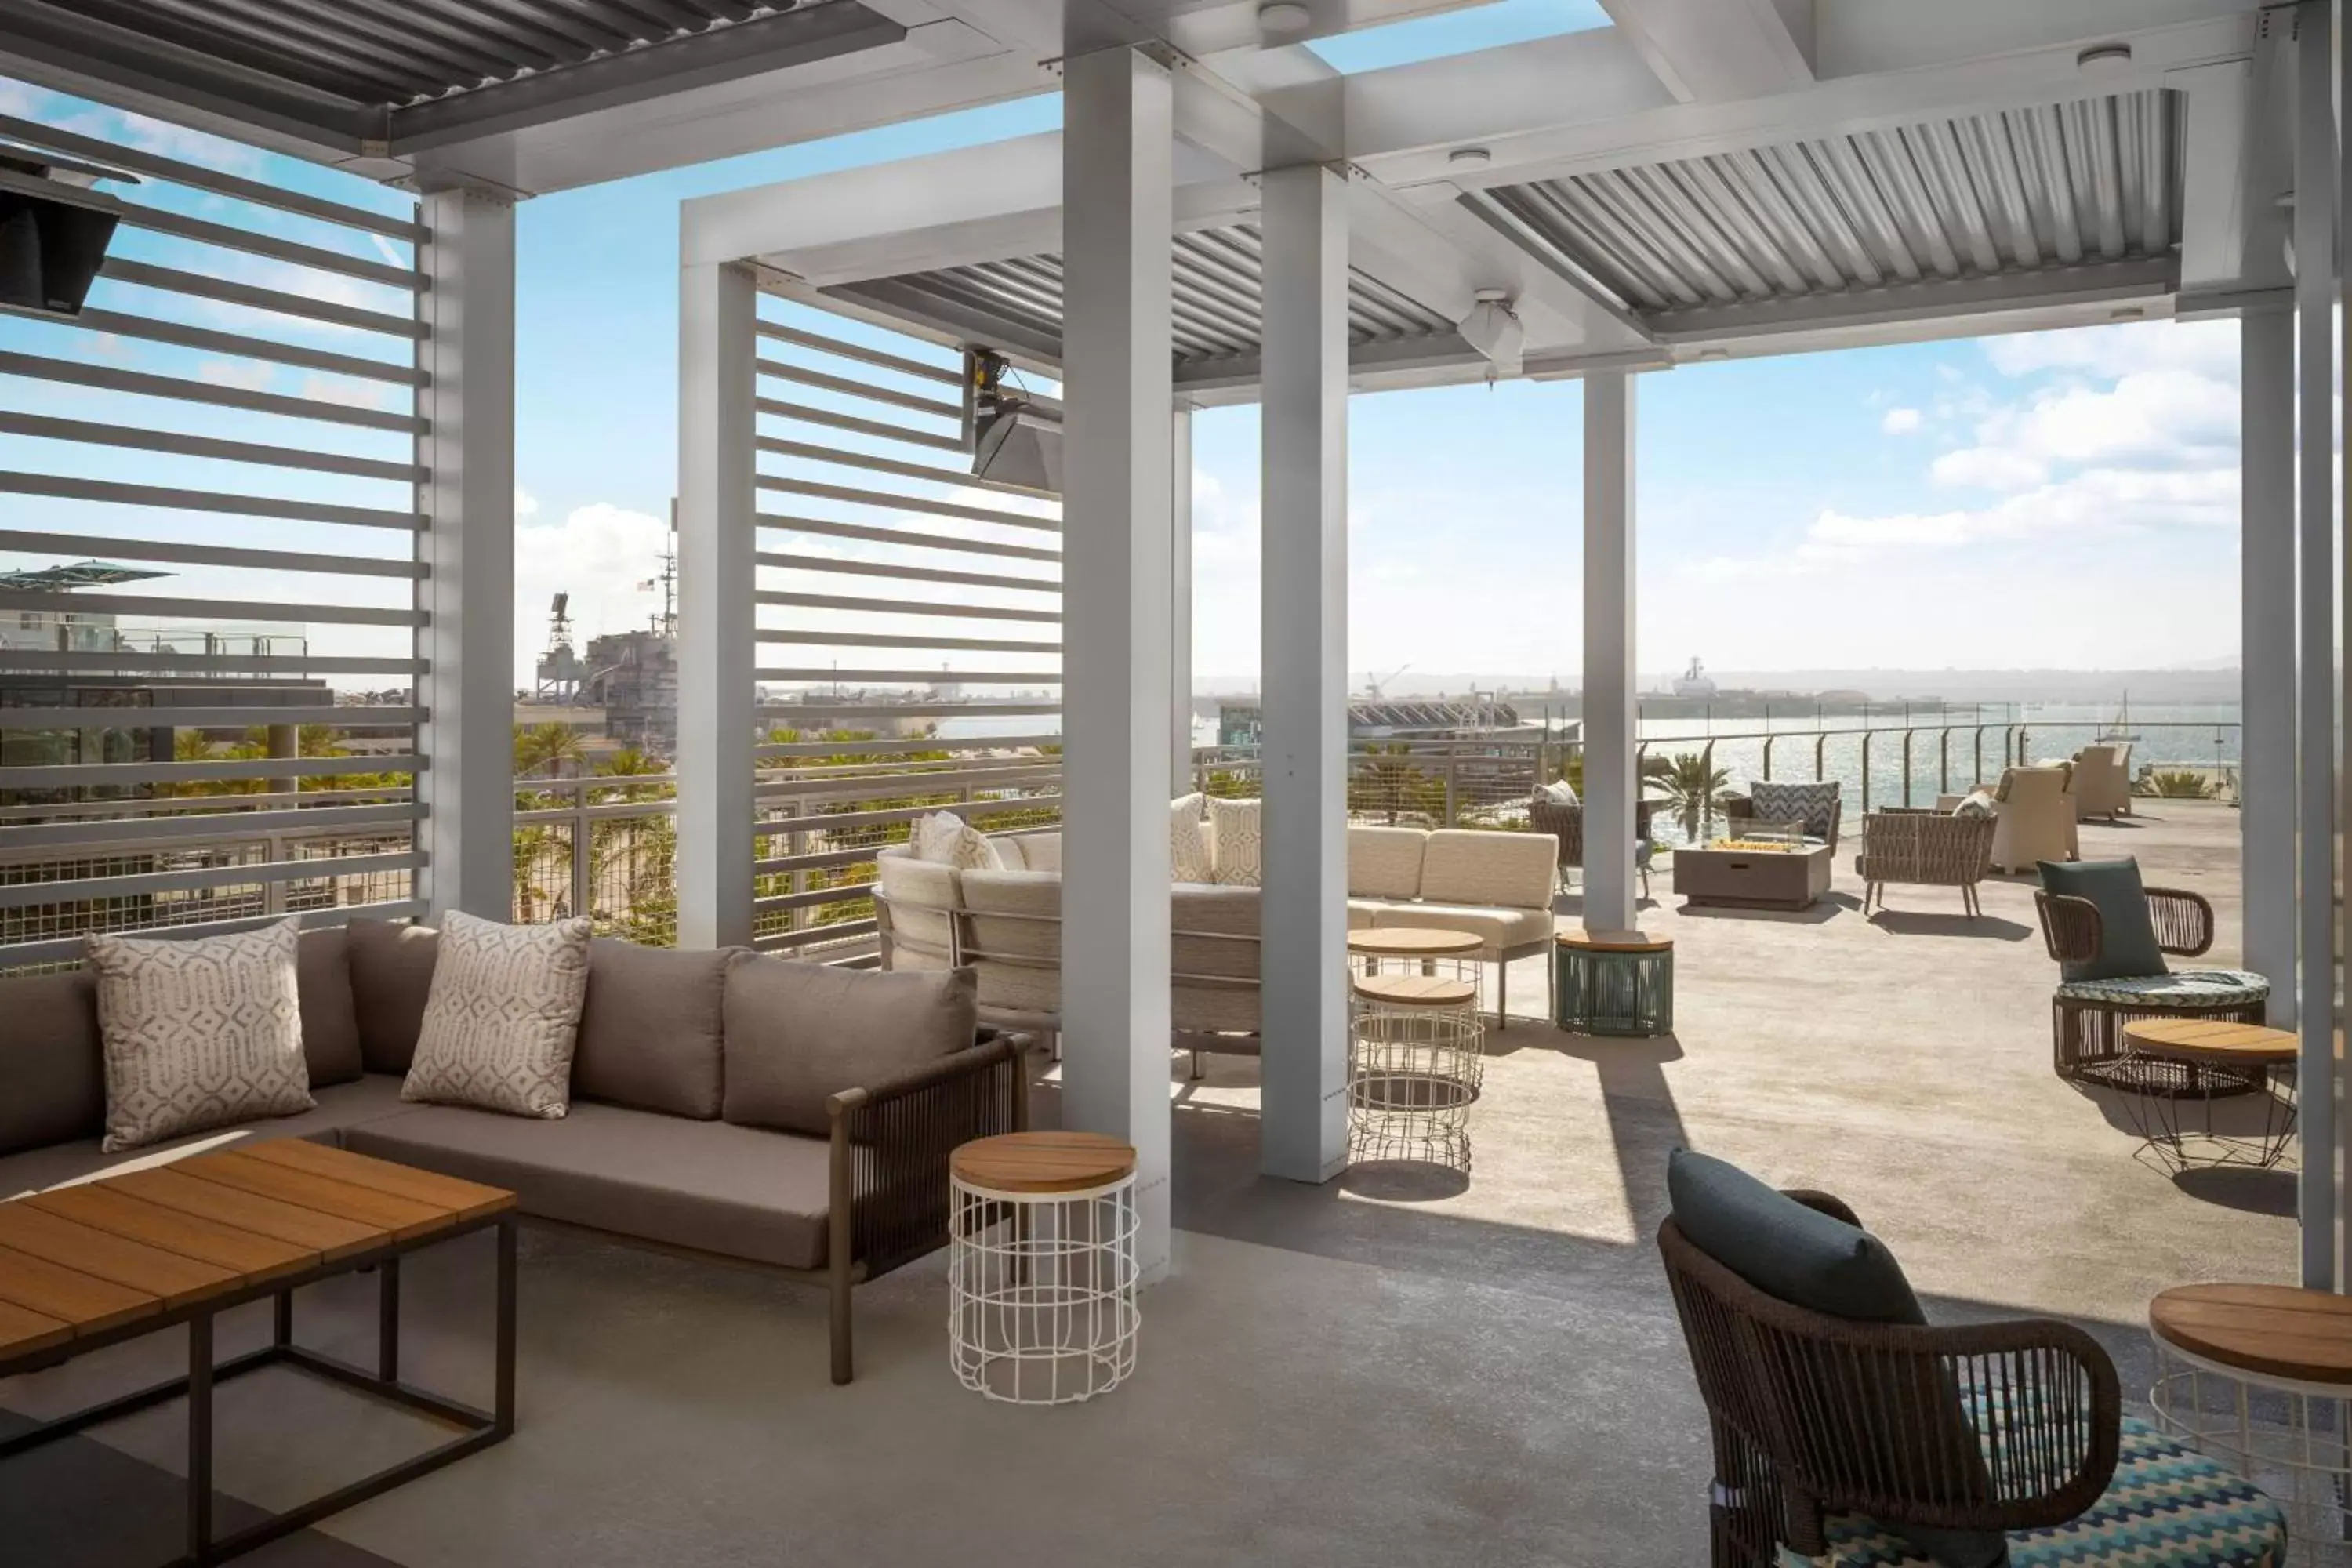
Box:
[0,89,426,975]
[749,299,1064,962]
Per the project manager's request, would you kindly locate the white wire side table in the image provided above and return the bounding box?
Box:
[1347,975,1482,1171]
[2150,1282,2352,1566]
[1348,927,1486,1093]
[948,1131,1141,1406]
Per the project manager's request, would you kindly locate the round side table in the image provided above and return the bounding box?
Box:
[1347,927,1483,1006]
[1346,972,1480,1169]
[1554,929,1673,1036]
[948,1131,1140,1406]
[2151,1283,2352,1564]
[2117,1018,2298,1174]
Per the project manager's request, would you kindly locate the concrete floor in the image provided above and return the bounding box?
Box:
[5,799,2296,1567]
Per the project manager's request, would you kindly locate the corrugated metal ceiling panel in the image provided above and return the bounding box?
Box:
[863,223,1458,365]
[1486,89,2180,320]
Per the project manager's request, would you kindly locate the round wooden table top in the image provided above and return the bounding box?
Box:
[2150,1283,2352,1386]
[1555,928,1672,953]
[949,1132,1138,1195]
[1346,927,1483,958]
[1351,973,1478,1008]
[2122,1018,2296,1066]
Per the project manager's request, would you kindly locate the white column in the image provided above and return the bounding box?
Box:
[2240,305,2294,1025]
[1581,372,1638,934]
[417,188,516,924]
[1258,162,1351,1185]
[1060,45,1175,1281]
[1172,405,1196,797]
[2292,0,2335,1292]
[677,260,758,950]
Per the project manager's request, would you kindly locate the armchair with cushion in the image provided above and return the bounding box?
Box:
[1659,1149,2285,1568]
[2032,857,2269,1084]
[2068,743,2132,822]
[1987,766,2078,874]
[1526,793,1656,898]
[1722,780,1842,851]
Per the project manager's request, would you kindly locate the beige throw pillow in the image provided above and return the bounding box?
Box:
[914,811,1003,871]
[1171,793,1214,883]
[87,919,314,1153]
[401,913,592,1119]
[1207,795,1263,887]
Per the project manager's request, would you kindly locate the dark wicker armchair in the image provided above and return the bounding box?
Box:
[1660,1189,2122,1568]
[1854,808,1994,917]
[2031,884,2267,1083]
[1527,796,1655,897]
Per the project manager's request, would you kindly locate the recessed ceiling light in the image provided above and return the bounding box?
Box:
[1449,147,1493,167]
[2110,306,2144,321]
[2077,42,2133,74]
[1258,2,1312,34]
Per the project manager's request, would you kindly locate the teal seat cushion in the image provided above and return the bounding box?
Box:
[1774,1414,2286,1568]
[2053,969,2268,1010]
[2038,858,2165,982]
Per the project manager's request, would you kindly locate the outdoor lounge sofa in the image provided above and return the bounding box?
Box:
[1853,807,1995,917]
[874,814,1560,1051]
[0,922,1026,1385]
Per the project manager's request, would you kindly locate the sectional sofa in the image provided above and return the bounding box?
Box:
[873,817,1559,1062]
[0,922,1027,1384]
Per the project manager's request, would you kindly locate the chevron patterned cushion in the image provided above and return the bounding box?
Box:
[1773,1415,2286,1568]
[401,913,592,1119]
[2054,970,2270,1010]
[87,918,315,1153]
[1749,781,1841,841]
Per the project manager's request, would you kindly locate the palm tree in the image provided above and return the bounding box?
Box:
[1646,750,1729,842]
[513,720,587,780]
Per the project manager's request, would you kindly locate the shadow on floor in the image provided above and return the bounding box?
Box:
[2173,1166,2298,1217]
[1865,910,2034,942]
[1671,891,1859,927]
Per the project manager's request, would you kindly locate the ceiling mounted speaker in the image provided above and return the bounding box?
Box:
[1458,288,1524,379]
[0,144,137,319]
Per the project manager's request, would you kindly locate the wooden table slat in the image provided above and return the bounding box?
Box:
[1351,973,1479,1007]
[952,1131,1138,1193]
[0,1297,72,1363]
[237,1139,513,1221]
[1347,927,1483,957]
[173,1151,456,1240]
[2151,1283,2352,1385]
[24,1185,316,1282]
[0,1241,160,1335]
[103,1167,387,1262]
[0,1201,236,1308]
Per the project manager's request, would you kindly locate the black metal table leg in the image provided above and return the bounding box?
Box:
[379,1256,401,1383]
[188,1312,213,1564]
[272,1290,292,1349]
[494,1215,516,1438]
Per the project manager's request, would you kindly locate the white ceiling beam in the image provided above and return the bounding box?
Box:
[1599,0,1813,103]
[1649,255,2174,346]
[1811,0,2261,78]
[1359,13,2257,191]
[1338,30,1673,162]
[2171,59,2254,292]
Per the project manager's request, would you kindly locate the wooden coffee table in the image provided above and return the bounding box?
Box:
[2116,1018,2298,1172]
[0,1140,517,1566]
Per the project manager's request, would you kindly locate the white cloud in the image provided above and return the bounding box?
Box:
[1879,406,1922,434]
[1929,446,2046,492]
[195,358,275,392]
[515,486,541,517]
[514,502,670,686]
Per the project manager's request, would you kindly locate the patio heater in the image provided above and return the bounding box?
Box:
[964,348,1063,494]
[0,141,138,318]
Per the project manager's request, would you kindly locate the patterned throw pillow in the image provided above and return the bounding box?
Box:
[1171,793,1214,884]
[87,919,315,1153]
[401,913,592,1119]
[913,811,1003,872]
[1747,779,1840,840]
[1207,795,1263,887]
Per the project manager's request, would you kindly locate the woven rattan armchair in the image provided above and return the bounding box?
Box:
[1527,796,1655,897]
[2032,882,2268,1083]
[1854,808,1994,917]
[1660,1190,2122,1568]
[1723,784,1842,851]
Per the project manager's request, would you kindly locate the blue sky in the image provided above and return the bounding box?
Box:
[0,33,2245,697]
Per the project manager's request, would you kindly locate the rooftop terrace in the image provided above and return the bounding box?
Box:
[2,800,2288,1567]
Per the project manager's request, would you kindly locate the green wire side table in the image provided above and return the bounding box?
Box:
[1555,929,1673,1036]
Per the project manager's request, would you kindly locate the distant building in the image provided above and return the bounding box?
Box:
[583,629,678,755]
[1217,699,1523,749]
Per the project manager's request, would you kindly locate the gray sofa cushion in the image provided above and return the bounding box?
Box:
[347,919,440,1074]
[0,1074,412,1199]
[345,1101,832,1269]
[296,925,365,1087]
[0,967,104,1158]
[571,939,731,1120]
[723,957,978,1137]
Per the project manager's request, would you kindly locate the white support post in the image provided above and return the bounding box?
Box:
[677,260,758,950]
[1258,162,1352,1185]
[1581,372,1638,935]
[1172,405,1196,797]
[2240,305,2294,1025]
[1060,45,1175,1282]
[417,188,516,924]
[2292,0,2335,1292]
